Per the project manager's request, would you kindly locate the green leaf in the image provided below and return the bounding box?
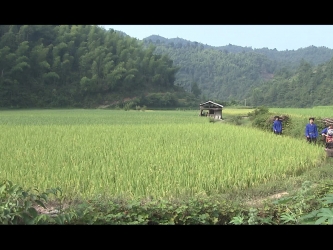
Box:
[0,184,6,194]
[21,213,32,225]
[24,201,32,209]
[328,217,333,225]
[40,193,48,201]
[35,200,46,209]
[320,194,333,205]
[300,219,317,225]
[64,213,73,223]
[317,208,333,217]
[315,216,327,225]
[54,215,64,225]
[9,184,19,194]
[272,197,292,205]
[35,214,50,225]
[300,210,319,220]
[28,207,38,218]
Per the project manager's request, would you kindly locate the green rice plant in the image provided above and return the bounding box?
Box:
[0,109,326,201]
[270,107,333,119]
[223,108,255,116]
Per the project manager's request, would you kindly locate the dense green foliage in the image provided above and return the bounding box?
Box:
[144,38,277,102]
[3,26,332,109]
[144,35,333,66]
[3,177,333,224]
[247,58,333,107]
[143,35,333,107]
[0,25,188,108]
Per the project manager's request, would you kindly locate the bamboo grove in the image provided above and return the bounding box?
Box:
[0,25,180,108]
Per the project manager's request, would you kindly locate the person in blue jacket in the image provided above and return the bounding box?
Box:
[305,117,318,144]
[321,123,333,148]
[273,116,282,135]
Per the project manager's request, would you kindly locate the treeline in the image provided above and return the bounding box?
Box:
[248,58,333,107]
[143,38,278,101]
[2,26,333,109]
[0,25,187,108]
[143,35,333,107]
[144,35,333,67]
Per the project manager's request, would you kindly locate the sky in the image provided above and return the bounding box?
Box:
[99,25,333,51]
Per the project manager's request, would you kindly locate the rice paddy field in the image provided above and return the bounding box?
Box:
[270,106,333,119]
[0,109,327,201]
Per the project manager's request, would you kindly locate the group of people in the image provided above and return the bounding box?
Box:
[272,116,333,149]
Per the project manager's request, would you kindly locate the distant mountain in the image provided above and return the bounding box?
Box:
[144,35,212,49]
[253,46,333,66]
[141,34,333,105]
[143,35,333,67]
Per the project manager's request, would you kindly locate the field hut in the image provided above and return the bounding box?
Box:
[199,101,223,120]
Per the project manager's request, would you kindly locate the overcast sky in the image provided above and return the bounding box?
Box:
[99,25,333,51]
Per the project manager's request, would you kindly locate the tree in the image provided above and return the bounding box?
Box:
[191,81,201,98]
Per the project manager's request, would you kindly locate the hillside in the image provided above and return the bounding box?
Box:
[246,58,333,107]
[0,25,195,109]
[142,35,333,107]
[144,35,333,66]
[2,26,333,109]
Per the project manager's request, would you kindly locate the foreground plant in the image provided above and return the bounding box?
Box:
[0,180,52,224]
[0,179,78,225]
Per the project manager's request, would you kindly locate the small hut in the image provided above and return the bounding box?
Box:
[199,101,223,120]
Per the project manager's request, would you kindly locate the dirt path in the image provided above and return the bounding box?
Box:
[245,191,289,206]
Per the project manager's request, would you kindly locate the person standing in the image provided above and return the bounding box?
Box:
[305,117,318,144]
[273,116,282,135]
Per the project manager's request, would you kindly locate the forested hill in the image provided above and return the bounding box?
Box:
[247,58,333,107]
[143,36,279,102]
[144,35,333,67]
[2,26,333,109]
[0,25,190,109]
[142,35,333,107]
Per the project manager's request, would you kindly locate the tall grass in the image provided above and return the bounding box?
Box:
[0,109,325,200]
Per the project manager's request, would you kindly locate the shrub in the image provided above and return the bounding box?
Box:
[124,102,134,111]
[251,113,272,131]
[228,116,243,126]
[0,180,50,224]
[248,106,270,121]
[141,105,147,112]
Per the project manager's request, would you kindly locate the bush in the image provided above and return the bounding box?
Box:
[141,105,147,112]
[69,195,243,225]
[228,116,243,126]
[123,102,134,111]
[248,106,270,121]
[0,180,73,225]
[251,113,273,131]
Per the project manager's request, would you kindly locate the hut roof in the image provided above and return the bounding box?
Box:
[199,101,223,108]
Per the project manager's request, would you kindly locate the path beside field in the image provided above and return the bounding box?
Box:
[245,191,289,206]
